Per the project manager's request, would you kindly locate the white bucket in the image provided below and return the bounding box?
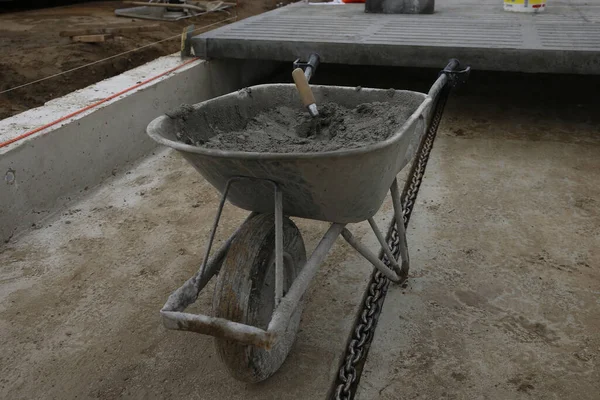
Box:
[504,0,547,12]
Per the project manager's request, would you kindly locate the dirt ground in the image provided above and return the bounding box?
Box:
[0,0,282,120]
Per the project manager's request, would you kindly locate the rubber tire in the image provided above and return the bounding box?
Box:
[212,213,306,383]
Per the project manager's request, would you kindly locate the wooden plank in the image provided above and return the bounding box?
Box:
[59,24,160,38]
[188,1,236,9]
[72,34,107,43]
[123,1,207,12]
[122,1,236,12]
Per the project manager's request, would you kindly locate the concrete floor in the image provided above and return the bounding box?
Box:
[1,70,599,399]
[357,74,600,399]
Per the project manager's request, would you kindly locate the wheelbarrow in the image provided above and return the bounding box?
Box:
[146,59,469,383]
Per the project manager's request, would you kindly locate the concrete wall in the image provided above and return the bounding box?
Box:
[0,55,281,243]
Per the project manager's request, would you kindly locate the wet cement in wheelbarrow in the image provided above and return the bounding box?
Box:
[171,102,415,153]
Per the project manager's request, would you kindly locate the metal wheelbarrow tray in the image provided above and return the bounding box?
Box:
[149,84,428,223]
[146,59,467,383]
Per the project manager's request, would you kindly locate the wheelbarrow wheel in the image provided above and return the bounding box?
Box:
[212,213,306,383]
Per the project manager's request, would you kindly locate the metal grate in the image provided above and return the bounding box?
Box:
[537,23,600,50]
[193,1,600,74]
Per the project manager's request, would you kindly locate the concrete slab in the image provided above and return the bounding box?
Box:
[356,74,600,399]
[0,145,409,399]
[192,0,600,74]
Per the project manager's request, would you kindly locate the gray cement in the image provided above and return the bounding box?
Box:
[193,0,600,74]
[176,101,416,153]
[356,76,600,399]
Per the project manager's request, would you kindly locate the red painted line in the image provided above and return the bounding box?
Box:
[0,57,200,149]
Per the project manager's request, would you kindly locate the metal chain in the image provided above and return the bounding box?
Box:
[333,84,451,400]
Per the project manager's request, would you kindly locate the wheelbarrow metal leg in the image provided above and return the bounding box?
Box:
[197,178,236,279]
[342,177,409,283]
[269,222,345,336]
[274,186,284,306]
[163,221,344,350]
[367,217,400,272]
[341,228,402,283]
[390,178,410,279]
[161,212,257,313]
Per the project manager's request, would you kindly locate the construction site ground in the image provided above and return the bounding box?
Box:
[1,67,598,399]
[0,0,279,119]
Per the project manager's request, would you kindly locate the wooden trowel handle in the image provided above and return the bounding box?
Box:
[292,68,316,107]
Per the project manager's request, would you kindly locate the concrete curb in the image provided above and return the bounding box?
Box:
[0,55,280,243]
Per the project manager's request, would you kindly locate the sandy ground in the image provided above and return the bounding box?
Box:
[0,0,281,119]
[356,74,600,399]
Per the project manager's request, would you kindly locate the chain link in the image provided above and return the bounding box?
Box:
[332,85,451,400]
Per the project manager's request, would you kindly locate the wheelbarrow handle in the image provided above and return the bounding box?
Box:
[440,58,471,88]
[443,58,460,72]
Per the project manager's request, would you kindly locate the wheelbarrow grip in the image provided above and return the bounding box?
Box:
[439,59,470,88]
[444,58,460,72]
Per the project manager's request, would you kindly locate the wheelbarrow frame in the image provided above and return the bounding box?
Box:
[153,60,469,371]
[160,174,409,349]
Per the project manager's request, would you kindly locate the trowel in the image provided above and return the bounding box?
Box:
[292,67,319,118]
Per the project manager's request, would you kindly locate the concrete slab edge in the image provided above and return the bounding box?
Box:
[0,55,281,243]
